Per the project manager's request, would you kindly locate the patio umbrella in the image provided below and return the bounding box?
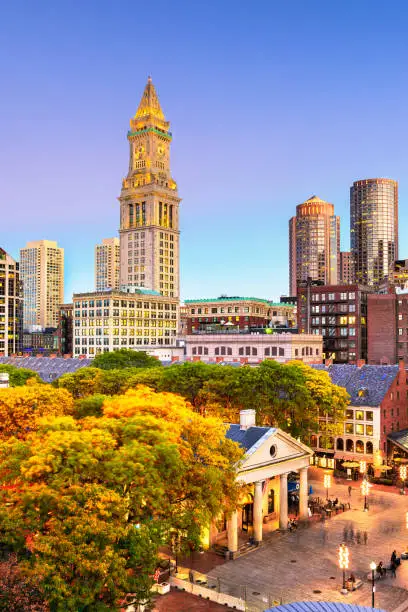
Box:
[378,465,393,471]
[342,461,360,468]
[394,458,408,464]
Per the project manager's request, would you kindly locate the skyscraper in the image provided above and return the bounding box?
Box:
[119,77,180,298]
[20,240,64,330]
[289,195,340,296]
[0,247,22,356]
[350,178,398,288]
[340,251,354,284]
[95,237,120,291]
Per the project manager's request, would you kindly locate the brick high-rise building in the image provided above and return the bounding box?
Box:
[367,291,408,365]
[20,240,64,330]
[95,238,120,291]
[289,195,340,296]
[298,281,371,363]
[340,251,354,284]
[0,247,22,356]
[351,178,398,288]
[119,77,180,298]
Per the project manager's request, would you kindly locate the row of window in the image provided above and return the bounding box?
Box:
[311,435,374,454]
[311,292,356,302]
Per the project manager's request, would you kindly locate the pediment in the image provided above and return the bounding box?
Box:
[240,427,313,473]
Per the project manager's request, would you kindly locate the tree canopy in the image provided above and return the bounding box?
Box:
[92,349,162,371]
[0,386,243,610]
[0,364,41,387]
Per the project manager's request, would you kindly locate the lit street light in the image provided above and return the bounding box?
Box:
[370,561,376,608]
[324,473,331,500]
[339,543,349,594]
[400,465,407,494]
[361,477,370,511]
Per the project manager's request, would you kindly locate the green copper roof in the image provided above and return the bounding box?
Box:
[127,127,172,140]
[184,297,294,308]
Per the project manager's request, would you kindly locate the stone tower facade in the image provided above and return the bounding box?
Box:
[119,77,180,298]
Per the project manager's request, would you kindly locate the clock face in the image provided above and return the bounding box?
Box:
[157,145,165,156]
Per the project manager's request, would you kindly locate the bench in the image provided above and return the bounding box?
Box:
[347,578,363,591]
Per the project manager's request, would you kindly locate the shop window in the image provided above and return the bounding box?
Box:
[356,440,364,454]
[346,439,354,452]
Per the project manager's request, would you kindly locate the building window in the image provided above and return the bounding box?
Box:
[345,423,354,434]
[336,438,344,451]
[346,439,354,452]
[355,410,364,420]
[366,425,373,436]
[356,440,364,454]
[355,424,364,435]
[267,490,275,514]
[366,441,373,454]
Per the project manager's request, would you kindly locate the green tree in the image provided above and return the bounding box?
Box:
[92,349,161,371]
[0,364,41,387]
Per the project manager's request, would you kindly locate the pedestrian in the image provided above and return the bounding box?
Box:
[356,530,361,545]
[349,526,355,543]
[348,485,352,497]
[363,531,368,545]
[391,561,397,578]
[343,526,348,542]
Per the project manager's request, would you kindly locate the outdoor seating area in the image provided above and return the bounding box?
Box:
[308,496,350,520]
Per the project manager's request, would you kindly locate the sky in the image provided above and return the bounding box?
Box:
[1,0,408,303]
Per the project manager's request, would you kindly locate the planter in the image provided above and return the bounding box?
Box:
[157,582,170,595]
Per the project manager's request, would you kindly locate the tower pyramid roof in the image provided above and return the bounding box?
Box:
[134,76,165,121]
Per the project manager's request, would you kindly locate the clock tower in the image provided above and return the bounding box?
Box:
[119,77,180,298]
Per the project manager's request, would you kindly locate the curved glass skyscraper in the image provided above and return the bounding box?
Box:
[350,178,398,288]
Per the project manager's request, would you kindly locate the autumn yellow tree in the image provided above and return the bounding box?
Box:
[0,386,243,611]
[0,384,74,439]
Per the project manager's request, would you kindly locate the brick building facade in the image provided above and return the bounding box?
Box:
[367,292,408,365]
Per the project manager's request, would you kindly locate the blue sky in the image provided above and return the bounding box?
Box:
[1,0,408,302]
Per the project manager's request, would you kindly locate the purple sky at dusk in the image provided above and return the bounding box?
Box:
[1,0,408,302]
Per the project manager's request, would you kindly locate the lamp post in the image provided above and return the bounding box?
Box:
[361,477,370,511]
[339,543,349,594]
[370,561,376,608]
[400,465,407,494]
[324,473,331,500]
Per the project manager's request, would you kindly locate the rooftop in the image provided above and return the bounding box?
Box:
[226,424,273,452]
[184,296,294,308]
[265,604,386,612]
[312,364,399,407]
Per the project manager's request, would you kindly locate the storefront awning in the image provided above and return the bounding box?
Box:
[335,453,372,462]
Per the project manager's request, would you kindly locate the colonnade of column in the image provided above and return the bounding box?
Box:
[227,466,309,553]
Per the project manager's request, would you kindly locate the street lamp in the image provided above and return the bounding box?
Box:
[370,561,376,608]
[324,473,331,500]
[400,465,407,494]
[359,460,366,475]
[339,543,349,594]
[361,477,370,511]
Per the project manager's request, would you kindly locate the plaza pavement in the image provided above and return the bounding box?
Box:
[208,476,408,612]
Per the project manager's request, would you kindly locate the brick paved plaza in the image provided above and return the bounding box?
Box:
[208,475,408,611]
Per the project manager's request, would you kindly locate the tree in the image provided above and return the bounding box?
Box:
[0,553,48,611]
[0,364,41,387]
[92,349,161,371]
[0,387,243,610]
[0,384,74,439]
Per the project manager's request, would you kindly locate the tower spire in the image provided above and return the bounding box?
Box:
[134,76,165,122]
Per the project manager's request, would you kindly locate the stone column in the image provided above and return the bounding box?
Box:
[227,510,238,554]
[253,481,264,543]
[299,466,309,520]
[279,473,288,530]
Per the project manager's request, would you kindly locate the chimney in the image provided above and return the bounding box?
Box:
[0,373,9,388]
[240,409,256,430]
[357,359,366,368]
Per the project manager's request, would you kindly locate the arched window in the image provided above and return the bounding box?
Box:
[245,346,251,356]
[221,346,226,356]
[310,435,318,447]
[346,439,354,452]
[272,346,277,356]
[239,347,244,356]
[366,441,373,454]
[356,440,364,454]
[265,348,270,356]
[301,348,305,356]
[336,438,344,451]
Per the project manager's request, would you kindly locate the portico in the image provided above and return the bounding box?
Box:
[213,410,313,556]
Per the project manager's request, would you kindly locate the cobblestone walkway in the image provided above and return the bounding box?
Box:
[209,477,408,611]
